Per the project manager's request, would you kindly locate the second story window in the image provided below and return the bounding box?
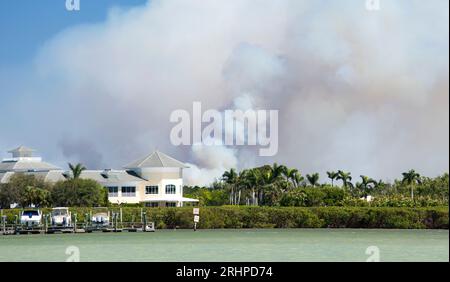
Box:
[165,184,176,194]
[107,186,118,197]
[145,186,159,194]
[121,186,136,197]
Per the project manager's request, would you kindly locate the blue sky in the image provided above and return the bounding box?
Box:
[0,0,147,65]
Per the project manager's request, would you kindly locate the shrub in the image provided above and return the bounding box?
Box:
[1,206,447,229]
[51,179,108,207]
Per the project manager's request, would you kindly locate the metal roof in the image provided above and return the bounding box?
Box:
[78,170,145,184]
[0,160,61,172]
[124,151,188,169]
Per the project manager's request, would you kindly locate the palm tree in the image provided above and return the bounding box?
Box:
[236,170,251,205]
[292,172,305,188]
[346,181,356,196]
[222,168,238,205]
[261,170,279,205]
[373,179,387,195]
[337,170,352,188]
[284,168,301,188]
[359,175,376,199]
[306,173,320,187]
[355,182,364,197]
[271,163,286,181]
[375,179,385,188]
[402,169,421,200]
[248,169,263,205]
[68,163,86,179]
[326,171,339,187]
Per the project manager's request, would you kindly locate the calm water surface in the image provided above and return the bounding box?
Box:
[0,229,448,262]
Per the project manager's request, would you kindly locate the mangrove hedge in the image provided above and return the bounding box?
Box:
[1,206,448,229]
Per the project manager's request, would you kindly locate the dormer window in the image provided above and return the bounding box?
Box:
[101,169,112,179]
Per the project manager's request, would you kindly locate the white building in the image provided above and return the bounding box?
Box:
[0,146,66,184]
[0,146,198,207]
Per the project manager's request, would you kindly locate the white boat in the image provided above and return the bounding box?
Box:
[51,207,72,227]
[20,209,42,227]
[91,212,110,226]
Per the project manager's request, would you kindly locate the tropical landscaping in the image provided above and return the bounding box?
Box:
[0,163,448,209]
[0,163,448,229]
[184,164,449,208]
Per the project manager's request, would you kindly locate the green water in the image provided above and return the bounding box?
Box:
[0,229,448,262]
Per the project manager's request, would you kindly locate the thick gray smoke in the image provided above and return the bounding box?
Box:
[0,0,448,185]
[58,138,105,169]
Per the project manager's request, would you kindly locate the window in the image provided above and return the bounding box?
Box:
[145,186,159,194]
[145,202,159,208]
[23,210,39,217]
[166,202,176,207]
[121,186,136,197]
[107,186,118,197]
[165,184,176,194]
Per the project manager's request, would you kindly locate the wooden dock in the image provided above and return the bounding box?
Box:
[1,214,155,235]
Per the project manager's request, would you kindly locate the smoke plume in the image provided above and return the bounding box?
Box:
[0,0,448,185]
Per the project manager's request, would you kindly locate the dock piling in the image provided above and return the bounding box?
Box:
[142,211,147,232]
[43,214,48,233]
[2,215,6,235]
[74,213,77,233]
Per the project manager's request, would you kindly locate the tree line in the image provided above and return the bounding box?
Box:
[184,164,449,207]
[1,161,447,209]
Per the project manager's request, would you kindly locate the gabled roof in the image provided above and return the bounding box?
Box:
[124,151,188,169]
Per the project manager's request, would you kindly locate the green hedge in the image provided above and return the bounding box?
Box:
[1,206,448,229]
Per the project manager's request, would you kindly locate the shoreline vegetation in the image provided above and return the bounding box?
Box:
[1,206,448,229]
[0,163,448,229]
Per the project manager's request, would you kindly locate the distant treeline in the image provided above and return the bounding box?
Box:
[184,165,449,207]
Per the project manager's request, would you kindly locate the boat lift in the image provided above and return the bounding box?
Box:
[85,208,155,233]
[1,208,155,235]
[46,207,75,234]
